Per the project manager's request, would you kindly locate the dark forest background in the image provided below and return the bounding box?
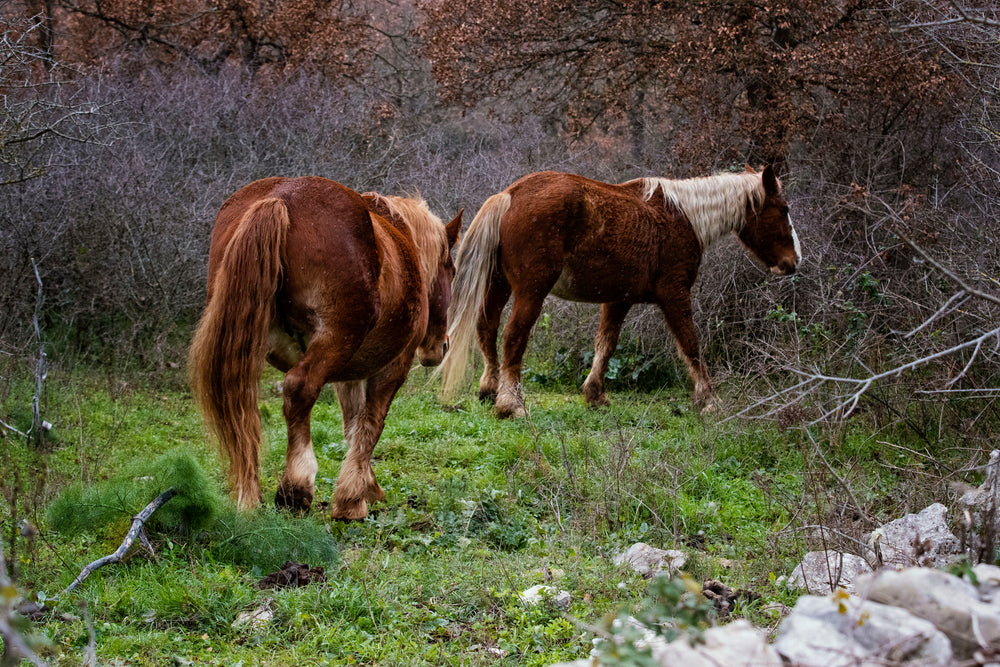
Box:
[1,0,998,434]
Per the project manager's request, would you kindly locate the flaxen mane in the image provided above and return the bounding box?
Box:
[363,192,447,282]
[637,171,772,248]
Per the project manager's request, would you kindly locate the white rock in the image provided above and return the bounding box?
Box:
[856,566,1000,659]
[613,543,687,578]
[774,593,952,667]
[586,618,778,667]
[971,563,1000,603]
[957,451,1000,561]
[648,620,781,667]
[519,584,571,609]
[232,602,274,632]
[866,503,962,568]
[786,550,873,594]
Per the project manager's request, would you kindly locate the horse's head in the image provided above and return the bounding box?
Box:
[417,209,463,367]
[737,165,801,276]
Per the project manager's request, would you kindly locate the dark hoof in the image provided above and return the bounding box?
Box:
[331,498,368,521]
[478,389,497,404]
[275,485,313,514]
[584,391,611,409]
[495,403,526,419]
[365,485,386,504]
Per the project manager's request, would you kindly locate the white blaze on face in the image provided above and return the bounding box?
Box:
[789,215,802,263]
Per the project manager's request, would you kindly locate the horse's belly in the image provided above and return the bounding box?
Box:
[550,266,644,303]
[550,268,580,300]
[267,327,305,371]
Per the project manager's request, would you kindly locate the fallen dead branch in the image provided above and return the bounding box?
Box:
[57,487,177,598]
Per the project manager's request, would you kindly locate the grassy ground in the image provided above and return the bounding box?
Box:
[2,362,974,666]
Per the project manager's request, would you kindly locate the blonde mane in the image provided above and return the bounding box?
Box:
[364,192,447,282]
[637,171,773,248]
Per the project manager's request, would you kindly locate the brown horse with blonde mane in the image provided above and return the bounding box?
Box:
[440,165,800,417]
[189,176,461,519]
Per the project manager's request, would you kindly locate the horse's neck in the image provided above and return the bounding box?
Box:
[641,175,755,249]
[371,216,424,312]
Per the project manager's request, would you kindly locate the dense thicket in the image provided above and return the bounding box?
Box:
[1,0,997,428]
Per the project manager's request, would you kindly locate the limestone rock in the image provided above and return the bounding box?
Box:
[866,503,962,568]
[575,618,779,667]
[856,566,1000,659]
[645,619,781,667]
[971,563,1000,603]
[232,601,274,632]
[774,593,952,667]
[519,584,572,609]
[786,550,873,594]
[956,450,1000,562]
[613,543,687,578]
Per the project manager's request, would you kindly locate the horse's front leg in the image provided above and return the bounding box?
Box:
[331,357,410,520]
[657,295,716,411]
[582,302,632,408]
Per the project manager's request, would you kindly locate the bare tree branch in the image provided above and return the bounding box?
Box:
[892,1,1000,31]
[30,259,46,449]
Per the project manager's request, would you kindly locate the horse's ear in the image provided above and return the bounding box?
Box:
[446,209,463,248]
[744,163,755,173]
[762,164,779,195]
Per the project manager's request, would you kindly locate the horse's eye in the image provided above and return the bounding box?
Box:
[780,206,789,216]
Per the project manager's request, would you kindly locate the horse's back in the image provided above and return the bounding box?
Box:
[498,171,695,303]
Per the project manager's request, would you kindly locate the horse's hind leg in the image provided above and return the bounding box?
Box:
[582,302,631,408]
[276,335,361,513]
[657,295,716,411]
[477,276,511,403]
[331,355,410,520]
[496,291,548,418]
[334,380,365,446]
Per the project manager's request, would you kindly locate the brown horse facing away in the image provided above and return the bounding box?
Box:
[440,165,800,418]
[189,176,462,519]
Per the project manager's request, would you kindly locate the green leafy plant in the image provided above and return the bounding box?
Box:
[47,451,336,572]
[47,450,219,537]
[599,574,715,665]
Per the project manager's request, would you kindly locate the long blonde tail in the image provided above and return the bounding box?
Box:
[188,198,289,508]
[439,192,511,400]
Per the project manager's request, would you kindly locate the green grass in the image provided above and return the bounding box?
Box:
[0,362,974,665]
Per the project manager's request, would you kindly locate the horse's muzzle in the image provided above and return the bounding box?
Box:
[770,259,798,276]
[418,342,446,367]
